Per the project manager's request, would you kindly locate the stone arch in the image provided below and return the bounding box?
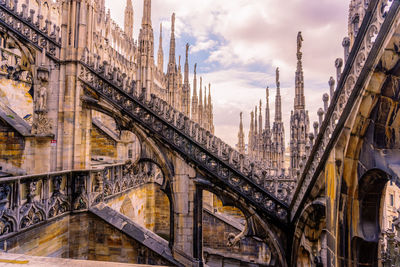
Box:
[335,49,400,264]
[88,102,175,181]
[201,189,276,265]
[123,124,177,243]
[81,96,177,245]
[89,109,142,163]
[292,199,326,266]
[114,159,172,242]
[196,180,288,267]
[0,30,35,121]
[350,169,389,266]
[82,96,175,181]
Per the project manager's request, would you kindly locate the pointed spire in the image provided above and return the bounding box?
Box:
[178,55,182,87]
[238,112,245,154]
[208,84,213,133]
[198,77,203,124]
[191,63,198,120]
[294,31,305,110]
[259,100,263,135]
[182,43,190,116]
[204,86,207,109]
[184,44,189,85]
[249,111,254,156]
[168,13,176,66]
[137,0,154,98]
[250,111,254,133]
[193,64,197,97]
[199,77,203,108]
[166,13,177,106]
[124,0,134,39]
[275,67,282,122]
[208,83,212,108]
[99,0,105,15]
[126,0,133,9]
[157,23,164,71]
[254,106,258,136]
[142,0,152,26]
[265,87,270,131]
[204,86,208,128]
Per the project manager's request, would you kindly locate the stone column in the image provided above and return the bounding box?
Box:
[193,185,203,266]
[57,0,91,170]
[171,156,197,266]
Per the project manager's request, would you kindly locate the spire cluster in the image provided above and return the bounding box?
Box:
[131,1,214,132]
[238,31,310,177]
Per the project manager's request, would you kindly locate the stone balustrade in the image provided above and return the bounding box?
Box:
[0,160,157,240]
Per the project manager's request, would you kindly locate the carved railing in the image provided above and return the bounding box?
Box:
[102,160,164,199]
[0,0,61,60]
[78,61,292,226]
[0,161,157,240]
[290,0,397,220]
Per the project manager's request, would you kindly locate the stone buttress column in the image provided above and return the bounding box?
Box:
[193,185,204,266]
[171,156,199,266]
[57,0,92,170]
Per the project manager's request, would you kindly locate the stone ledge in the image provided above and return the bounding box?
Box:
[0,101,32,137]
[0,252,167,266]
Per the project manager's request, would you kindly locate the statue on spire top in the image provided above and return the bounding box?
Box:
[276,67,280,88]
[297,31,303,60]
[297,31,303,52]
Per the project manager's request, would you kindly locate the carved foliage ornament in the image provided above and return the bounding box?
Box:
[20,181,45,229]
[0,184,14,236]
[73,174,89,210]
[48,176,69,218]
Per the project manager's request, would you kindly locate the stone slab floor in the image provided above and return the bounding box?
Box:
[0,253,169,266]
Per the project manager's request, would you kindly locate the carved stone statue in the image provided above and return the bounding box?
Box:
[297,31,303,53]
[276,67,280,88]
[36,85,47,112]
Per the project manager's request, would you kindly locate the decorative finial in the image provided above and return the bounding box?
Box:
[335,58,343,82]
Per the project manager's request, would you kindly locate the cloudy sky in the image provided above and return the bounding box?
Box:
[106,0,349,147]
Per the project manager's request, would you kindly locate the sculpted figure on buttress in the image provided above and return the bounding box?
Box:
[36,85,47,112]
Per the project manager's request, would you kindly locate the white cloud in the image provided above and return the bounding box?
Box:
[106,0,349,146]
[191,40,217,53]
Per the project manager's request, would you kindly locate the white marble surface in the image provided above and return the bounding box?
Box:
[0,252,168,267]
